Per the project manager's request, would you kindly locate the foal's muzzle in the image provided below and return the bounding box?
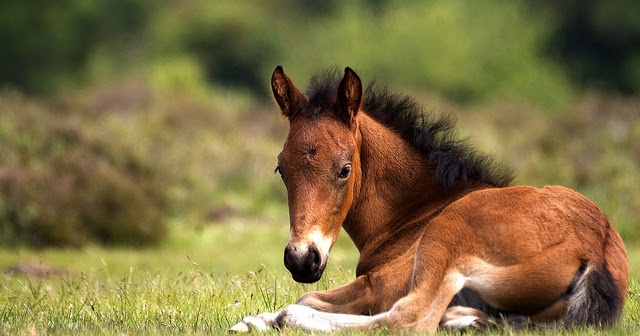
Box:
[284,244,325,283]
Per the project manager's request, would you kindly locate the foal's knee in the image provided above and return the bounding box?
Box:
[295,291,325,309]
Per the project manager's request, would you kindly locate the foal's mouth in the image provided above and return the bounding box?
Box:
[291,262,327,284]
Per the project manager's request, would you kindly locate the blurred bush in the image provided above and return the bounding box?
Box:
[0,54,289,247]
[0,92,167,247]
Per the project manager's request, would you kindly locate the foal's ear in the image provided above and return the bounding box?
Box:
[337,67,362,127]
[271,65,305,119]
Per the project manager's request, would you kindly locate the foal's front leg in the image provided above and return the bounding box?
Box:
[229,274,378,332]
[295,273,381,313]
[230,270,464,333]
[229,311,280,332]
[230,304,388,332]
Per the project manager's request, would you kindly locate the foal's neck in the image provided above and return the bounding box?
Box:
[343,113,449,252]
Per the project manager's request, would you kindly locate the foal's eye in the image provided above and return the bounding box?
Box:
[338,164,351,180]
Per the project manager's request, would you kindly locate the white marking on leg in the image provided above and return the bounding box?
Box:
[229,311,279,333]
[451,271,467,290]
[442,315,482,329]
[279,304,386,332]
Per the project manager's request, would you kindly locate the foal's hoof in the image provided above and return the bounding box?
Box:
[229,312,279,333]
[441,306,491,330]
[441,315,487,330]
[229,321,251,333]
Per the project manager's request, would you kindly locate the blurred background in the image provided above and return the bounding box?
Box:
[0,0,638,272]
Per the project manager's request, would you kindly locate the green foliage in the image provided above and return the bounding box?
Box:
[536,0,640,94]
[148,1,281,96]
[0,0,158,93]
[0,92,167,247]
[145,0,574,106]
[274,1,572,107]
[3,0,637,104]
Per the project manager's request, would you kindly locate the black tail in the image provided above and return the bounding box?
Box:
[565,264,623,327]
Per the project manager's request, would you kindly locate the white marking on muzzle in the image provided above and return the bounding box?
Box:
[308,231,333,259]
[306,229,333,259]
[288,229,333,258]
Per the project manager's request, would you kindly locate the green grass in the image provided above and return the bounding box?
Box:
[0,220,639,335]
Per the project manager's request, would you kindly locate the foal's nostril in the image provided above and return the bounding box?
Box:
[308,245,321,269]
[284,245,294,269]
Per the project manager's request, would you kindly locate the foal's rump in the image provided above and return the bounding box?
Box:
[442,185,629,325]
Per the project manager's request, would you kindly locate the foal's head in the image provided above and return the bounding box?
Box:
[271,66,363,283]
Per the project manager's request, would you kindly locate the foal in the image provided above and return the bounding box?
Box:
[230,66,629,333]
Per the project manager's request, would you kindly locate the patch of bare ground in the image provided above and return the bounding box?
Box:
[4,261,72,277]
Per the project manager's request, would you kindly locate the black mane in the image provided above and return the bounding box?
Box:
[304,69,514,190]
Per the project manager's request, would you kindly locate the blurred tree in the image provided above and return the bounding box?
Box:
[536,0,640,94]
[289,0,341,16]
[149,1,280,97]
[285,0,389,17]
[184,18,277,96]
[0,0,158,93]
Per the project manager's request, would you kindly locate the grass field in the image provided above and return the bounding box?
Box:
[1,219,639,335]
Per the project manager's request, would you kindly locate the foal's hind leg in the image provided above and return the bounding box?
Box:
[381,270,465,332]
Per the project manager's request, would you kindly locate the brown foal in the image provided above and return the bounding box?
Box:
[230,66,629,333]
